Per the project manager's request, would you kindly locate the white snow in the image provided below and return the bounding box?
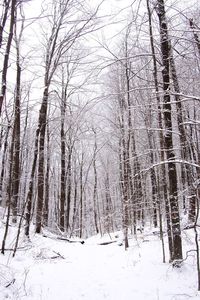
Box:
[0,225,199,300]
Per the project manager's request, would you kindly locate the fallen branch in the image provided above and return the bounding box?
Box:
[98,241,117,245]
[52,250,65,259]
[5,279,15,288]
[43,234,85,244]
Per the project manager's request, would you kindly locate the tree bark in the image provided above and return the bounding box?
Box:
[93,131,99,234]
[0,0,11,48]
[35,86,49,233]
[60,82,67,231]
[0,0,17,116]
[157,0,183,261]
[11,20,22,223]
[146,0,171,261]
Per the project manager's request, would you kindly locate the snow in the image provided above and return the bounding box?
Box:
[0,225,199,300]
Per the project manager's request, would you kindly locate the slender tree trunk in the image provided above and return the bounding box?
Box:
[24,127,40,237]
[92,130,99,234]
[1,125,15,254]
[0,0,11,48]
[189,19,200,56]
[71,173,78,236]
[11,27,21,223]
[147,130,158,228]
[195,189,200,290]
[0,124,11,201]
[104,171,114,234]
[60,92,66,231]
[0,0,17,116]
[35,86,49,233]
[43,122,50,226]
[169,42,190,211]
[79,154,84,238]
[121,130,129,250]
[66,150,72,231]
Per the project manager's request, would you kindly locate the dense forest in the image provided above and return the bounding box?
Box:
[0,0,200,289]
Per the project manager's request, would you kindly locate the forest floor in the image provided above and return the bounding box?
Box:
[0,222,200,300]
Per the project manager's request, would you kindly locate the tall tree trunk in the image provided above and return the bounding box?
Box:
[147,0,172,261]
[1,125,15,253]
[60,84,66,231]
[35,86,49,233]
[24,127,40,237]
[169,42,191,212]
[0,0,11,48]
[43,122,50,226]
[11,20,22,223]
[157,0,183,261]
[0,0,17,116]
[71,170,78,236]
[93,136,99,234]
[66,149,72,232]
[79,153,84,238]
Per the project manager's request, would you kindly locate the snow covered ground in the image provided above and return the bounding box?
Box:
[0,225,199,300]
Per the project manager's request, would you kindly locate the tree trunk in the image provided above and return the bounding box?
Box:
[11,28,21,223]
[93,136,99,234]
[66,149,72,232]
[0,0,11,48]
[60,87,66,231]
[35,86,49,233]
[189,19,200,56]
[0,0,17,116]
[43,122,50,226]
[79,154,84,238]
[0,124,11,202]
[1,125,15,253]
[24,127,40,237]
[157,0,183,261]
[147,0,171,261]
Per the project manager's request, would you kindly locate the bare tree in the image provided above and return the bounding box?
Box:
[24,0,100,235]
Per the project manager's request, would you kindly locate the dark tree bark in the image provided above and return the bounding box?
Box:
[11,13,23,223]
[189,19,200,56]
[1,124,15,254]
[60,79,67,231]
[157,0,183,261]
[35,86,49,233]
[66,149,72,232]
[0,0,11,48]
[43,122,50,226]
[146,0,170,262]
[0,124,11,201]
[71,167,78,236]
[0,0,17,116]
[119,100,129,249]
